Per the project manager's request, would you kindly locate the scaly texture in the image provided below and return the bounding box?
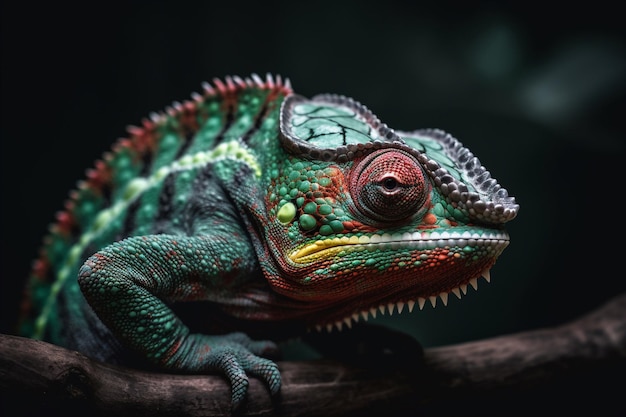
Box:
[18,73,519,408]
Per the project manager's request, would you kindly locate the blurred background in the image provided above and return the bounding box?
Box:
[2,1,625,353]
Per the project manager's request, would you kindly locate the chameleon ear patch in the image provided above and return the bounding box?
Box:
[279,94,404,162]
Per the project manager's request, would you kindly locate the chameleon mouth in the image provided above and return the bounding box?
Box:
[289,230,510,264]
[310,268,493,333]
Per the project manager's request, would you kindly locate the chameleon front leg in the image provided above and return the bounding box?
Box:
[77,233,280,409]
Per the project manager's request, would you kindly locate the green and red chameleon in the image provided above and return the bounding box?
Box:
[18,73,518,408]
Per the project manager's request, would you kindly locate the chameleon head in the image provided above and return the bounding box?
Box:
[262,93,518,325]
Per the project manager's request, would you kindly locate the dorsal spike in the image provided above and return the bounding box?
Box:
[190,91,203,102]
[201,81,216,95]
[225,76,236,90]
[232,75,246,88]
[251,73,264,87]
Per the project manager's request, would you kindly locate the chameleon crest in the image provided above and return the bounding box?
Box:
[19,74,518,408]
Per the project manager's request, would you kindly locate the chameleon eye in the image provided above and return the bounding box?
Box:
[350,149,429,222]
[382,176,399,191]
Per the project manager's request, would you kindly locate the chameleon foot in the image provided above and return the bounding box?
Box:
[188,332,281,409]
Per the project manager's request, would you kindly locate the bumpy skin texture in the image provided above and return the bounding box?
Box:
[19,74,518,408]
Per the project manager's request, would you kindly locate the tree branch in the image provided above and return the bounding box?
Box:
[2,293,625,417]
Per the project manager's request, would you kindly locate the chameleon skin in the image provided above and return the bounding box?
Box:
[18,74,519,407]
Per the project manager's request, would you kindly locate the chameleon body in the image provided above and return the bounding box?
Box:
[18,74,518,407]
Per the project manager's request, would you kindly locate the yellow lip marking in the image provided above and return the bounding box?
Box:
[288,230,511,264]
[290,235,366,263]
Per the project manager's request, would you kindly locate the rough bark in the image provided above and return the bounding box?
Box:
[1,293,625,417]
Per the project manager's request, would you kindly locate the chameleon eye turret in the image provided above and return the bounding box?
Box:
[348,148,429,223]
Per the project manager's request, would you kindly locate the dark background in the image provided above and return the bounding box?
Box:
[2,1,625,354]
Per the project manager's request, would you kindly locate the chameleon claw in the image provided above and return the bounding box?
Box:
[250,358,281,396]
[222,362,250,410]
[225,354,281,409]
[208,333,282,409]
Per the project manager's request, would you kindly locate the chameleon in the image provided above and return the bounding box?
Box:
[18,73,519,408]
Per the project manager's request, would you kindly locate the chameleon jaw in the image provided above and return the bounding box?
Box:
[309,268,493,333]
[288,230,510,264]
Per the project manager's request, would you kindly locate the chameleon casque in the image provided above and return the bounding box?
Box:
[18,73,519,408]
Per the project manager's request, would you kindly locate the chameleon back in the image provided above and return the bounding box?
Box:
[18,74,293,360]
